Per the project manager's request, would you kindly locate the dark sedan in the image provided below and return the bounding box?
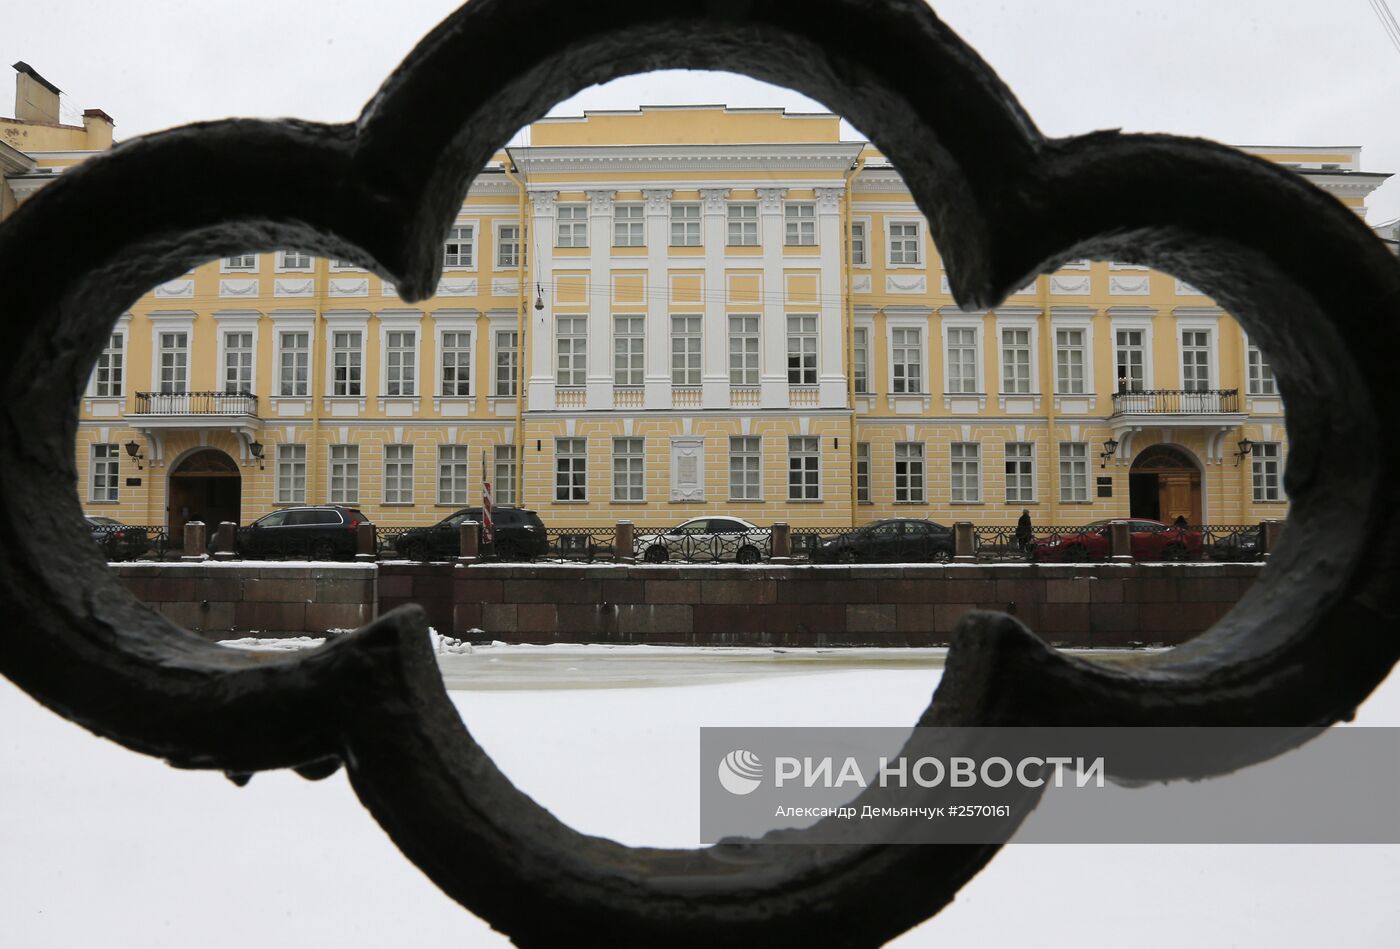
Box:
[809,519,954,564]
[395,506,549,561]
[86,515,151,561]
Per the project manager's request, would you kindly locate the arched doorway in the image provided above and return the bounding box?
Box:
[168,449,242,538]
[1129,444,1202,524]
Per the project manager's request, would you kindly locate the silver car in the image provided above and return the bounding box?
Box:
[634,516,770,564]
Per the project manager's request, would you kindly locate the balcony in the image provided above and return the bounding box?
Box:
[1111,388,1241,416]
[128,391,261,441]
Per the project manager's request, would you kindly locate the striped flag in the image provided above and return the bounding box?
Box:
[481,450,494,546]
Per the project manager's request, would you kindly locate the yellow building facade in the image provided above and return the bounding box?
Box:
[4,68,1391,534]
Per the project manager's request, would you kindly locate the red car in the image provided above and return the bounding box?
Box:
[1030,518,1202,563]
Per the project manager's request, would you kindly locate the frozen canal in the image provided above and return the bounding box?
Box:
[3,642,1398,947]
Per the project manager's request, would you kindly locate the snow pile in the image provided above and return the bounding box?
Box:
[429,628,473,655]
[218,636,325,651]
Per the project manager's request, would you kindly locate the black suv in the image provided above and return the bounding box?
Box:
[237,505,370,560]
[395,506,549,561]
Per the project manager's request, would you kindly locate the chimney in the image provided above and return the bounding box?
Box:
[83,108,114,149]
[12,62,61,125]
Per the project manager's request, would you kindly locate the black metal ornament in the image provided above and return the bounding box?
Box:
[1,1,1398,945]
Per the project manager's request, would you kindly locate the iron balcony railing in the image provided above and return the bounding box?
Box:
[1111,388,1239,415]
[133,391,259,416]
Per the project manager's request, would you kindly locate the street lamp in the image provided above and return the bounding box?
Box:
[1099,438,1119,468]
[124,440,144,470]
[248,440,265,470]
[1234,437,1255,467]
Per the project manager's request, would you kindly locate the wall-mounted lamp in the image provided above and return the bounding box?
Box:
[124,440,144,470]
[1099,438,1119,468]
[1234,437,1255,467]
[248,439,265,470]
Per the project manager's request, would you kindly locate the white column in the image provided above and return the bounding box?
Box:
[643,189,673,410]
[700,188,729,409]
[585,189,616,411]
[757,187,787,409]
[527,190,557,411]
[815,186,847,407]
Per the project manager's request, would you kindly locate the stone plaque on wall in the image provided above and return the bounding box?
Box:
[670,437,704,502]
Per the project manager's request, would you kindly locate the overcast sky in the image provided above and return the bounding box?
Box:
[5,1,1399,222]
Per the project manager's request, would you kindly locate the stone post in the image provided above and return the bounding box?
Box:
[1260,519,1284,559]
[615,521,635,564]
[953,522,975,562]
[1109,521,1134,562]
[770,522,792,563]
[355,522,376,562]
[212,521,237,561]
[457,520,480,565]
[181,520,206,562]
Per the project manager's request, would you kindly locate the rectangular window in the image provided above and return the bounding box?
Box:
[278,331,309,397]
[856,442,870,503]
[385,330,417,397]
[612,437,645,502]
[786,314,818,385]
[224,254,256,271]
[892,327,923,394]
[1004,442,1035,502]
[888,221,921,265]
[727,203,758,246]
[556,315,587,386]
[613,205,644,247]
[556,205,587,247]
[1182,330,1211,391]
[494,445,517,506]
[1247,344,1277,396]
[1252,442,1282,501]
[279,250,311,270]
[1115,329,1145,391]
[729,436,761,500]
[494,330,518,397]
[95,332,123,397]
[443,225,474,268]
[383,444,414,504]
[670,204,701,246]
[329,444,359,504]
[90,444,119,502]
[946,327,978,393]
[1055,328,1086,394]
[614,314,645,386]
[895,442,926,502]
[496,224,520,269]
[950,442,981,503]
[223,331,253,394]
[158,331,188,394]
[332,330,362,396]
[853,327,870,394]
[671,315,702,386]
[555,438,587,502]
[787,435,820,500]
[850,221,867,266]
[1059,442,1089,502]
[784,203,816,246]
[728,315,760,386]
[1001,328,1032,394]
[437,445,472,505]
[440,331,471,397]
[276,444,306,504]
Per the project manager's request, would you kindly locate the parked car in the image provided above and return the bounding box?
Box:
[1029,518,1203,563]
[1204,525,1263,562]
[809,519,955,564]
[394,506,549,561]
[635,517,769,564]
[86,514,151,561]
[236,505,370,560]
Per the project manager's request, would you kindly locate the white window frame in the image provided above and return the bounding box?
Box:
[853,325,871,394]
[384,328,418,397]
[1180,327,1214,392]
[277,330,310,397]
[438,445,472,506]
[787,435,821,501]
[555,438,587,502]
[1252,442,1283,502]
[613,314,645,387]
[330,330,363,397]
[1246,340,1277,396]
[324,314,369,399]
[670,203,701,247]
[89,443,120,502]
[383,444,414,505]
[950,442,981,503]
[439,329,472,397]
[784,202,817,246]
[1051,309,1095,397]
[886,218,924,268]
[891,326,924,394]
[276,444,307,504]
[494,222,521,270]
[443,223,475,270]
[612,437,645,502]
[671,314,702,386]
[328,444,360,504]
[277,250,313,272]
[222,329,254,394]
[92,329,126,398]
[727,203,759,246]
[786,314,818,385]
[1110,308,1157,392]
[157,330,189,395]
[556,314,587,387]
[850,218,869,267]
[1004,442,1036,503]
[855,442,871,503]
[494,328,519,397]
[1054,328,1086,394]
[942,317,982,394]
[895,442,925,503]
[613,204,645,247]
[221,254,258,272]
[728,314,760,386]
[995,310,1040,396]
[494,445,517,506]
[556,205,588,248]
[729,435,762,501]
[1059,442,1089,503]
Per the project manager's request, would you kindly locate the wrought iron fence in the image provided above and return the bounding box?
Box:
[789,528,850,562]
[543,527,617,563]
[375,526,421,559]
[90,524,170,561]
[632,526,772,564]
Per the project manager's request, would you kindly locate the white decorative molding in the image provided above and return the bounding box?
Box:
[756,187,787,212]
[1109,275,1152,295]
[1050,275,1091,295]
[509,142,865,176]
[886,275,928,294]
[437,277,477,297]
[492,278,519,296]
[1012,281,1038,295]
[529,190,558,215]
[699,187,730,213]
[328,278,369,297]
[643,188,673,213]
[586,189,617,213]
[219,279,260,298]
[851,274,872,294]
[814,187,844,212]
[382,282,399,297]
[1175,278,1203,296]
[939,274,951,295]
[274,278,316,298]
[154,279,194,299]
[670,436,706,501]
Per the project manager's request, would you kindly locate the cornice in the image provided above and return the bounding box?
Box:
[508,141,864,175]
